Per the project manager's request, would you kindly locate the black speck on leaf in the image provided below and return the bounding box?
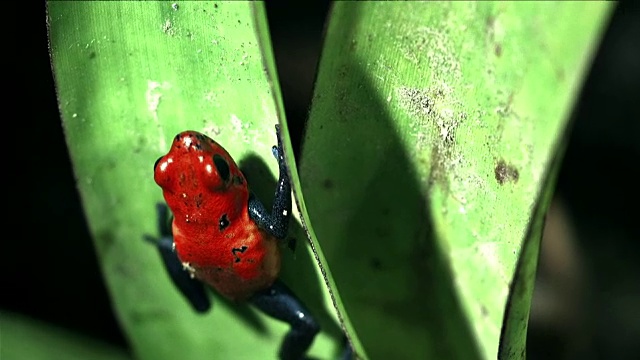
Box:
[495,159,519,185]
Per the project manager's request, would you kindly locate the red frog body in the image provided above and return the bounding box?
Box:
[154,131,280,300]
[146,126,351,359]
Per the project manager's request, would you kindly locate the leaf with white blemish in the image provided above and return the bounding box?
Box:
[298,2,612,359]
[47,2,342,359]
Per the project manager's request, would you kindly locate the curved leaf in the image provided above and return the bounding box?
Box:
[300,2,612,359]
[47,2,341,359]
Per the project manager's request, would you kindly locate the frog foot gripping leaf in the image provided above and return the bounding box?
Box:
[144,125,352,360]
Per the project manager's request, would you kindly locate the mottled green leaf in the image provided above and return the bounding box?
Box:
[300,2,612,359]
[47,2,342,359]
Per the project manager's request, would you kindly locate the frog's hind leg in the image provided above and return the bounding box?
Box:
[144,203,211,313]
[249,280,320,360]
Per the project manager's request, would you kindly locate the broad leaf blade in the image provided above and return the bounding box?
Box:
[47,2,338,359]
[300,2,612,359]
[497,137,564,360]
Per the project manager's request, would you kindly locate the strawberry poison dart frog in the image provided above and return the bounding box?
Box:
[144,125,323,360]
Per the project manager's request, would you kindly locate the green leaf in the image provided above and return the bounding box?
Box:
[47,2,342,359]
[299,2,613,359]
[0,311,131,360]
[497,130,564,360]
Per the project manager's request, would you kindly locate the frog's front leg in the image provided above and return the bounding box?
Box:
[248,124,292,240]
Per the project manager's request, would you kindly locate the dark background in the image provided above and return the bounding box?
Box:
[3,2,638,359]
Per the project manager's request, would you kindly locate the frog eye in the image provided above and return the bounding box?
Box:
[213,154,230,183]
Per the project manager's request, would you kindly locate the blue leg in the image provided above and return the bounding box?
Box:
[248,125,292,240]
[249,280,320,360]
[144,203,211,313]
[248,126,353,359]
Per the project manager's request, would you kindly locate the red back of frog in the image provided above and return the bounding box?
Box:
[153,131,280,300]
